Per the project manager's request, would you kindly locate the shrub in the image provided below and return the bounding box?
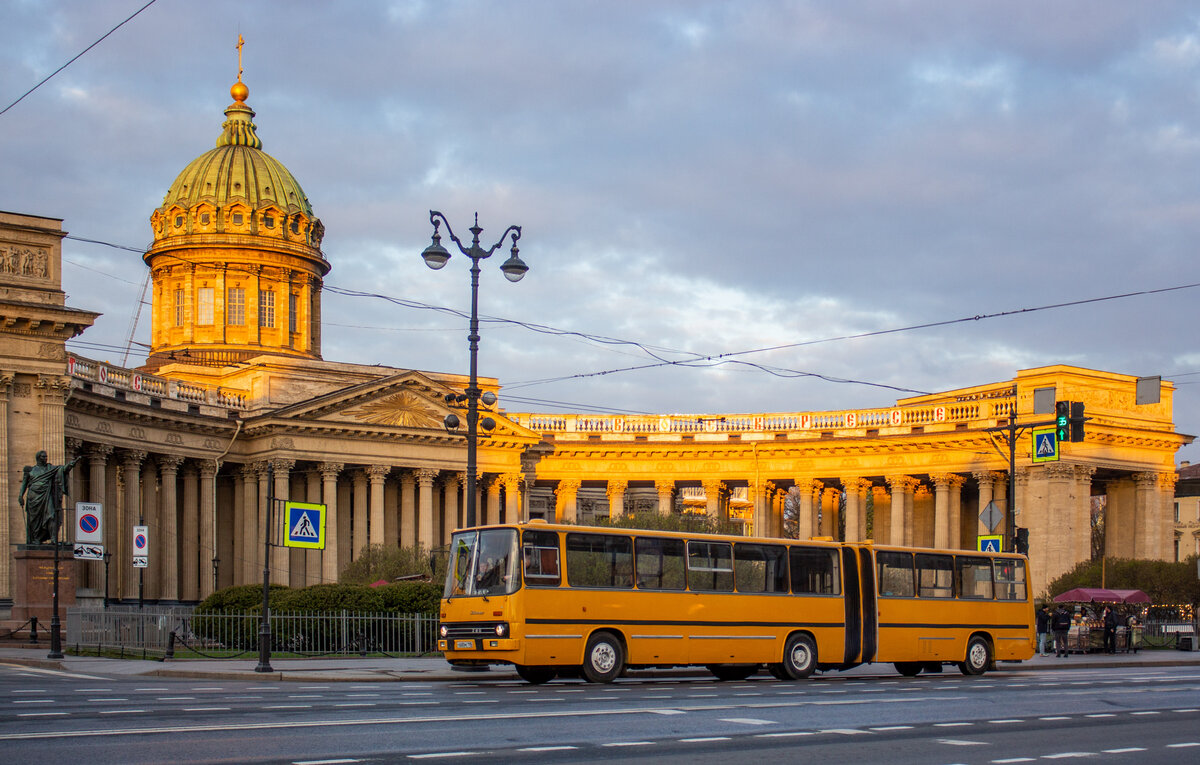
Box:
[340,544,445,585]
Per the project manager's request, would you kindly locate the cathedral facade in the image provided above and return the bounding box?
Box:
[0,78,1191,609]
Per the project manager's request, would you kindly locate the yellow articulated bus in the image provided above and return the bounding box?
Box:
[437,521,1034,684]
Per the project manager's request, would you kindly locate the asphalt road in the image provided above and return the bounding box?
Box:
[2,662,1199,764]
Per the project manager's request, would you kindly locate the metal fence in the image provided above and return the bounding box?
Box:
[66,606,440,658]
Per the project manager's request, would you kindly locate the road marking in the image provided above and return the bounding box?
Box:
[1167,743,1200,748]
[755,732,813,738]
[938,739,988,746]
[602,741,654,747]
[721,718,776,726]
[992,759,1034,763]
[820,728,867,735]
[335,703,376,708]
[100,710,146,715]
[1102,748,1145,754]
[934,722,974,727]
[0,664,104,680]
[408,753,478,759]
[12,699,55,704]
[517,747,577,752]
[88,698,128,702]
[680,737,731,743]
[156,697,196,701]
[134,688,169,692]
[988,719,1023,724]
[1130,711,1159,715]
[294,759,362,764]
[182,707,232,712]
[1039,716,1069,720]
[266,705,312,709]
[871,725,913,731]
[1084,713,1114,718]
[17,712,67,717]
[1041,753,1095,759]
[11,689,47,694]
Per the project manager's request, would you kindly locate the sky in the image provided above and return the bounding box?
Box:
[2,0,1198,462]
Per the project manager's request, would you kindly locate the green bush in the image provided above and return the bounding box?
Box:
[195,583,288,613]
[340,544,445,584]
[1044,555,1200,614]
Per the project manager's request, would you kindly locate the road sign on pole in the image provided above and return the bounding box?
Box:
[75,502,104,544]
[132,525,148,568]
[978,535,1003,553]
[979,501,1003,532]
[1032,426,1059,463]
[284,501,326,549]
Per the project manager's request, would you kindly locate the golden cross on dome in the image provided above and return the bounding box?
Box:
[236,34,245,81]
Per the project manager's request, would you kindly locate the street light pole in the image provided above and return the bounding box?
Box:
[422,211,528,529]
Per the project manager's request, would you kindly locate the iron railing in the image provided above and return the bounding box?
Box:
[66,606,439,658]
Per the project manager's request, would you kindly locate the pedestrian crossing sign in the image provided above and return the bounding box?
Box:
[978,535,1003,553]
[1031,426,1059,463]
[284,501,326,549]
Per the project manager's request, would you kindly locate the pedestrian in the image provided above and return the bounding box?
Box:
[1052,603,1072,657]
[1036,605,1051,656]
[1103,606,1118,654]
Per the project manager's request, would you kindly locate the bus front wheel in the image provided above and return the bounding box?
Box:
[515,665,556,684]
[582,631,624,683]
[959,636,992,676]
[782,634,817,679]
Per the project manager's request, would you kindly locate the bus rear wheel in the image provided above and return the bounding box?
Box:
[959,635,992,676]
[894,662,923,677]
[782,634,817,679]
[515,665,556,684]
[582,631,624,683]
[707,664,757,681]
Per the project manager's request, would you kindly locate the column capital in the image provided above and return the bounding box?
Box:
[886,475,919,493]
[972,470,1003,486]
[318,462,344,479]
[270,458,295,473]
[555,479,581,497]
[366,464,391,481]
[841,477,870,494]
[415,467,439,485]
[606,479,628,498]
[158,454,186,473]
[500,472,523,491]
[87,443,114,461]
[65,436,84,456]
[121,449,148,468]
[198,461,217,479]
[794,477,822,493]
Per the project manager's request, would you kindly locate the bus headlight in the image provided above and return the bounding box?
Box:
[495,623,507,637]
[439,624,448,638]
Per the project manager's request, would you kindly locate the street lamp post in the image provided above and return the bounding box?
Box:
[421,210,528,529]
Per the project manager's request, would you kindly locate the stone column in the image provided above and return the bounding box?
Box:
[367,465,389,546]
[319,462,343,583]
[231,468,245,585]
[486,476,502,526]
[36,374,70,464]
[843,478,868,543]
[86,444,113,594]
[703,479,725,522]
[121,450,147,600]
[1073,466,1096,564]
[947,474,964,549]
[886,476,917,547]
[271,459,294,585]
[871,485,890,543]
[0,374,10,599]
[156,456,183,602]
[180,461,199,601]
[198,462,216,598]
[607,479,628,520]
[242,464,260,582]
[932,474,953,550]
[416,468,438,550]
[793,479,819,539]
[754,481,772,538]
[974,471,998,539]
[555,479,581,523]
[820,487,839,538]
[352,469,368,555]
[254,462,272,583]
[501,473,522,523]
[305,469,322,586]
[443,473,463,542]
[399,471,416,548]
[656,479,675,516]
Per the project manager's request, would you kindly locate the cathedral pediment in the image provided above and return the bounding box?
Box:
[264,371,538,441]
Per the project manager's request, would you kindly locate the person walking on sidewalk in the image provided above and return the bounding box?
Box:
[1036,605,1051,656]
[1052,603,1072,657]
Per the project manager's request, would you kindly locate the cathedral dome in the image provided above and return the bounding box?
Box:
[149,80,325,251]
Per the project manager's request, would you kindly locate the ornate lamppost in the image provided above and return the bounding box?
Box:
[421,211,528,528]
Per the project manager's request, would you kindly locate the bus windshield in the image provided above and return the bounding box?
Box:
[444,529,520,598]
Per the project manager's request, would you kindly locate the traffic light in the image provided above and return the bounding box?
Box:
[1069,402,1086,442]
[1055,400,1070,442]
[1014,527,1029,555]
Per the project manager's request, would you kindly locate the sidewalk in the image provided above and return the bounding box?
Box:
[3,643,1200,683]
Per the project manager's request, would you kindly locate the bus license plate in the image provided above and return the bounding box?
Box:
[455,640,475,650]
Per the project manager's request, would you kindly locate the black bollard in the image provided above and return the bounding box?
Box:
[28,616,38,645]
[164,630,176,660]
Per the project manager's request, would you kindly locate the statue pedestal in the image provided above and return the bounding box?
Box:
[11,546,77,625]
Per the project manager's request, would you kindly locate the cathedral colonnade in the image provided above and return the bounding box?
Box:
[55,438,528,603]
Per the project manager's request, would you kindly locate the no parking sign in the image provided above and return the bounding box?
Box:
[75,502,104,543]
[133,525,149,568]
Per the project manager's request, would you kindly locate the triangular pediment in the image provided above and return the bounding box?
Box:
[263,371,539,441]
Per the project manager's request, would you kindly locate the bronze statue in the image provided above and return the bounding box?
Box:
[18,450,80,545]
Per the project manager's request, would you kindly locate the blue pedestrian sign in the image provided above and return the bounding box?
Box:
[978,535,1003,553]
[1032,426,1059,463]
[284,501,326,549]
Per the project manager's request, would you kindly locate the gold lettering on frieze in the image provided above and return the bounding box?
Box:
[347,391,440,428]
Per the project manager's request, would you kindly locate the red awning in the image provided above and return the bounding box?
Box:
[1109,588,1152,604]
[1052,587,1123,603]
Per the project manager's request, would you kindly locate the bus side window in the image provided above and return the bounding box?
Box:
[789,546,840,595]
[993,558,1026,601]
[734,543,788,593]
[915,553,954,598]
[566,533,633,589]
[955,556,994,599]
[522,529,561,587]
[635,536,686,590]
[687,541,734,592]
[876,551,915,598]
